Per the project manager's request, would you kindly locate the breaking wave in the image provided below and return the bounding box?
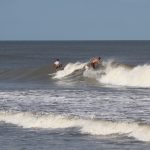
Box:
[1,60,150,87]
[53,60,150,87]
[0,111,150,142]
[98,61,150,87]
[53,62,86,79]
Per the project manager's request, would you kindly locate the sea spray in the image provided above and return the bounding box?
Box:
[99,63,150,87]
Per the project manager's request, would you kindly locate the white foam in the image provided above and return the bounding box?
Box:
[83,68,104,79]
[0,111,150,142]
[81,60,150,87]
[53,62,86,79]
[99,63,150,87]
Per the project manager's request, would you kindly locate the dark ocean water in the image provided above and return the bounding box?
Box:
[0,41,150,150]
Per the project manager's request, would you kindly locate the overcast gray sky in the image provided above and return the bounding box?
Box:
[0,0,150,40]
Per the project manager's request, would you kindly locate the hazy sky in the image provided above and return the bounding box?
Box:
[0,0,150,40]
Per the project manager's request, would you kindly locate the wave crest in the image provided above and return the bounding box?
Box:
[0,111,150,142]
[53,62,86,79]
[1,60,150,87]
[99,62,150,87]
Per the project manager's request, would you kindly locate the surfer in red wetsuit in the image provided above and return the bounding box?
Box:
[89,56,102,69]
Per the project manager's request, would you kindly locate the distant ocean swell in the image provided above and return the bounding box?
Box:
[1,60,150,87]
[0,111,150,142]
[0,65,50,82]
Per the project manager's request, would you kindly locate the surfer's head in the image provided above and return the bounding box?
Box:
[98,57,101,60]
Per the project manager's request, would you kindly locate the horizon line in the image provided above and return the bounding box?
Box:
[0,40,150,42]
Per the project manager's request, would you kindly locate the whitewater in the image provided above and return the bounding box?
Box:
[0,111,150,142]
[53,60,150,87]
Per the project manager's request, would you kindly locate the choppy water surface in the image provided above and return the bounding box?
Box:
[0,41,150,150]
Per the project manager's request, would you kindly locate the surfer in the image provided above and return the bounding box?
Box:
[53,58,63,71]
[88,56,102,69]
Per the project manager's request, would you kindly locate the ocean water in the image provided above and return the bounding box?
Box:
[0,41,150,150]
